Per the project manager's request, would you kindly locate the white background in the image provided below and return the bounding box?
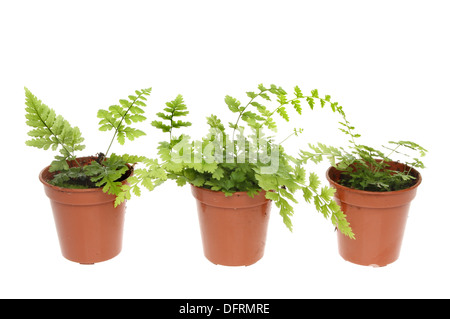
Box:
[0,0,449,299]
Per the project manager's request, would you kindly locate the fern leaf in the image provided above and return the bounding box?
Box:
[224,95,241,113]
[24,87,86,169]
[276,106,289,121]
[98,87,151,149]
[152,94,192,135]
[308,172,320,192]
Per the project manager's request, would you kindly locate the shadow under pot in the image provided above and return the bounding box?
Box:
[191,185,272,266]
[39,157,132,264]
[326,162,422,267]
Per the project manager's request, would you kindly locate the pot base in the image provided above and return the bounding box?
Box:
[206,256,262,267]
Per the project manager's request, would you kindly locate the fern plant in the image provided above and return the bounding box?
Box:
[126,84,354,238]
[25,87,152,201]
[298,105,428,192]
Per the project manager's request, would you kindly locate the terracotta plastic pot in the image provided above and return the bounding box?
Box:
[39,157,132,264]
[326,162,422,267]
[191,185,272,266]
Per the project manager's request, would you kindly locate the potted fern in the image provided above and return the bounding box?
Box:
[131,84,354,266]
[25,87,151,264]
[299,107,427,267]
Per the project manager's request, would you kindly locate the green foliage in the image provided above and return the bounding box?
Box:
[25,87,86,172]
[136,85,354,237]
[113,95,194,207]
[115,157,168,207]
[98,88,151,153]
[84,154,130,195]
[25,87,152,206]
[151,94,192,138]
[298,106,428,192]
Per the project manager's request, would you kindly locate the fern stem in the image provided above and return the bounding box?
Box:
[232,90,266,142]
[169,108,175,144]
[104,136,116,159]
[267,97,297,119]
[279,130,297,145]
[373,144,400,174]
[341,112,358,146]
[105,91,145,157]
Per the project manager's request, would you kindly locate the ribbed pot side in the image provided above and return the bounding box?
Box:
[326,162,422,267]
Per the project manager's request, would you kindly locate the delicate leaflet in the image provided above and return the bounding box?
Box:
[24,87,85,172]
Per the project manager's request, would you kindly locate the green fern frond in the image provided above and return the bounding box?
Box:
[114,158,168,207]
[151,94,192,142]
[98,87,152,153]
[84,153,129,195]
[24,87,86,171]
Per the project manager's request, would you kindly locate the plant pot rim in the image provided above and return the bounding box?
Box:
[326,162,422,196]
[190,184,270,209]
[190,184,264,197]
[39,156,133,193]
